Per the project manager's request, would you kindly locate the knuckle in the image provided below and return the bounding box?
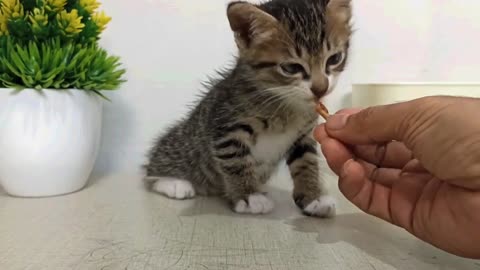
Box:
[399,96,454,148]
[415,96,455,114]
[351,106,377,125]
[417,96,442,106]
[349,107,384,143]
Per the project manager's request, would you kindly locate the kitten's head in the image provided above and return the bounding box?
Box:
[227,0,352,104]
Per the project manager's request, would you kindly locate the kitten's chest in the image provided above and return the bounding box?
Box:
[250,116,316,163]
[251,129,299,163]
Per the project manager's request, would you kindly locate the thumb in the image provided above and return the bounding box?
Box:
[325,98,431,146]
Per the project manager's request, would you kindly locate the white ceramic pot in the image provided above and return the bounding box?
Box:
[0,89,103,197]
[352,82,480,107]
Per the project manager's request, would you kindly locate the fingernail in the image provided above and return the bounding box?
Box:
[341,159,355,178]
[327,114,349,130]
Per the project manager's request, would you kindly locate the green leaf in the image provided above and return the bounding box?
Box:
[3,59,24,78]
[0,37,126,91]
[9,52,27,73]
[92,90,111,101]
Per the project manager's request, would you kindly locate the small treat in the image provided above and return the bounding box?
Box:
[316,102,330,120]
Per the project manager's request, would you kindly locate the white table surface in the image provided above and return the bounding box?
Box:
[0,168,478,270]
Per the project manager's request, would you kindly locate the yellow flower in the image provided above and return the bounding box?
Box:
[29,8,48,33]
[92,11,110,32]
[80,0,100,13]
[0,0,23,36]
[45,0,66,13]
[1,0,24,19]
[57,9,84,37]
[0,11,8,35]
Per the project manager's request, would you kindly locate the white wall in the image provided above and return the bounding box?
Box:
[96,0,480,174]
[351,0,480,83]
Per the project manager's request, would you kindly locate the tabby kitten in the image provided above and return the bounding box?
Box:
[144,0,352,217]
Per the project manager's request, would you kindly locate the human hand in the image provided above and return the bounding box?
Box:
[315,96,480,259]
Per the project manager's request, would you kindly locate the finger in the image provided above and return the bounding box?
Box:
[389,173,432,231]
[357,160,402,187]
[325,99,421,146]
[320,135,405,186]
[320,138,354,175]
[340,159,432,228]
[338,159,394,222]
[354,141,413,169]
[314,124,328,143]
[335,108,362,115]
[318,124,414,169]
[402,159,429,174]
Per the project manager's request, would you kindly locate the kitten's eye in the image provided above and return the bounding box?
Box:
[280,63,306,76]
[327,52,344,67]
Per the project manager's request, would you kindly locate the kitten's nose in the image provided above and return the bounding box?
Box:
[311,76,329,98]
[311,85,328,99]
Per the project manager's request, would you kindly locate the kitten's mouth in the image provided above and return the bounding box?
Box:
[307,96,324,105]
[311,91,330,103]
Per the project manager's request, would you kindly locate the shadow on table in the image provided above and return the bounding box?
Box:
[160,183,479,270]
[287,214,478,270]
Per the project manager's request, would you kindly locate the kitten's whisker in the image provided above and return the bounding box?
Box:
[262,91,298,108]
[271,93,298,116]
[231,85,309,113]
[258,93,289,108]
[266,91,301,117]
[253,89,293,108]
[229,87,291,110]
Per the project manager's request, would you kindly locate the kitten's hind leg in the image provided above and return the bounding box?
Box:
[144,176,196,200]
[287,135,336,218]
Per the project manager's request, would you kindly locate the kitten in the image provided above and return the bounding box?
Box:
[144,0,352,217]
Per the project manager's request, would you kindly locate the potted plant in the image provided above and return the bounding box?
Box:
[0,0,125,197]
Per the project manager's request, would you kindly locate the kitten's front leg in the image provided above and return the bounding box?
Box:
[221,164,274,215]
[213,127,274,215]
[287,135,336,218]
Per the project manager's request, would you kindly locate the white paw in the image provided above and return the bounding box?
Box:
[234,193,274,215]
[152,178,196,200]
[303,195,336,218]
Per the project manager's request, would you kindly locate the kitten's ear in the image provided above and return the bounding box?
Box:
[326,0,351,8]
[326,0,352,22]
[227,1,279,50]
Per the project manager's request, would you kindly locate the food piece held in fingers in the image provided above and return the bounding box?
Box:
[316,102,330,120]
